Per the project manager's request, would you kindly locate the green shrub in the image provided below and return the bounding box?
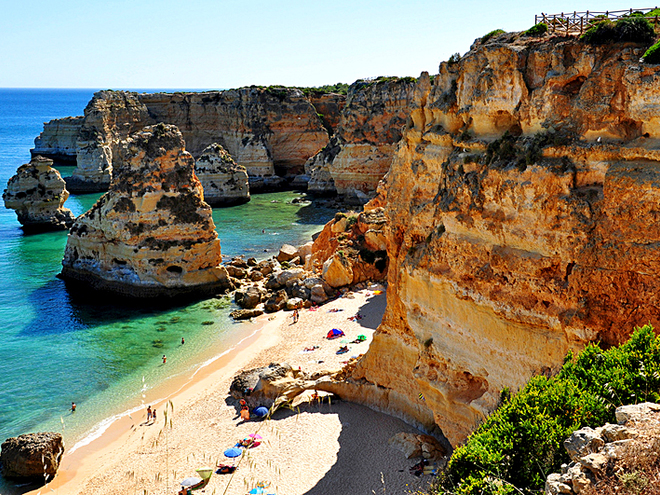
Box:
[447,53,461,65]
[436,325,660,494]
[524,23,548,37]
[481,29,505,42]
[643,39,660,63]
[582,17,655,44]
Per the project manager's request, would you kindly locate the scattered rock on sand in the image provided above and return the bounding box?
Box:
[0,432,64,481]
[230,308,264,320]
[277,244,298,262]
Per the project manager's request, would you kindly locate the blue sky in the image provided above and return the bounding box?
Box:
[0,0,646,89]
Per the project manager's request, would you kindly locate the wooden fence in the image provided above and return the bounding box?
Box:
[535,7,660,35]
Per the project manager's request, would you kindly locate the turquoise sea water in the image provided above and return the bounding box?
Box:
[0,89,334,492]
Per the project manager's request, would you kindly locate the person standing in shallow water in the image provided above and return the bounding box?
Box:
[162,355,166,364]
[71,402,76,412]
[181,337,185,345]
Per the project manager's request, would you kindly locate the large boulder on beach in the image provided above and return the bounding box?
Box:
[265,289,288,312]
[234,286,263,309]
[3,156,76,232]
[322,255,353,288]
[0,432,64,481]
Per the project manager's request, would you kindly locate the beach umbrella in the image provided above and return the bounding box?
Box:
[180,477,203,487]
[253,406,269,418]
[248,488,266,494]
[224,447,242,458]
[248,433,263,439]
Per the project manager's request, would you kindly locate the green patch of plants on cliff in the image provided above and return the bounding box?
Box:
[481,29,505,43]
[434,325,660,495]
[643,39,660,63]
[581,16,655,44]
[523,22,548,37]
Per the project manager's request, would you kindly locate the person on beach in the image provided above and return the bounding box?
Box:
[152,408,157,423]
[292,309,299,324]
[162,355,167,364]
[147,405,152,422]
[71,402,76,412]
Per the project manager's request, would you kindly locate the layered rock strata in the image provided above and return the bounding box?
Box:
[39,88,331,193]
[306,77,416,203]
[195,143,249,206]
[3,156,75,231]
[349,34,660,446]
[61,124,231,298]
[67,91,151,192]
[32,116,83,164]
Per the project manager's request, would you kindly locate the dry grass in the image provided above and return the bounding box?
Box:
[583,420,660,495]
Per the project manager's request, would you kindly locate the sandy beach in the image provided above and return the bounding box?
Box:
[28,287,433,495]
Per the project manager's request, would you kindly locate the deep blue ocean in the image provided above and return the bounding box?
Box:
[0,89,334,491]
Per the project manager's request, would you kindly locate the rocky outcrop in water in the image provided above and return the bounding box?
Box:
[0,432,63,481]
[32,116,83,164]
[195,143,249,206]
[347,34,660,446]
[3,156,75,231]
[39,88,332,193]
[306,77,416,203]
[61,123,231,298]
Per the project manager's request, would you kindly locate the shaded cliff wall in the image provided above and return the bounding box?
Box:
[351,33,660,446]
[306,77,416,203]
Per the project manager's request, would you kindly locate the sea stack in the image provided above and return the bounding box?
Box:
[195,143,250,206]
[2,155,76,232]
[61,123,231,298]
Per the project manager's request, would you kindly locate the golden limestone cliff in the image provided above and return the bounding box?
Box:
[49,88,333,194]
[306,77,416,203]
[61,124,231,298]
[68,91,151,192]
[347,33,660,446]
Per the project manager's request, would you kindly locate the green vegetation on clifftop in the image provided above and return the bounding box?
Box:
[435,325,660,495]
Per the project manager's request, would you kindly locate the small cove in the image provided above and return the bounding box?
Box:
[0,89,335,493]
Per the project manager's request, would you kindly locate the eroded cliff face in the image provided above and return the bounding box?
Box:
[3,156,75,232]
[68,91,151,192]
[351,34,660,446]
[61,124,231,298]
[43,88,331,193]
[140,88,329,184]
[32,116,83,164]
[306,78,416,203]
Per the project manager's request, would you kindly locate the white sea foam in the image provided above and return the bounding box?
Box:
[68,403,159,454]
[190,326,261,379]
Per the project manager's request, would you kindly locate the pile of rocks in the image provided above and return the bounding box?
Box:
[545,403,660,494]
[228,244,336,320]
